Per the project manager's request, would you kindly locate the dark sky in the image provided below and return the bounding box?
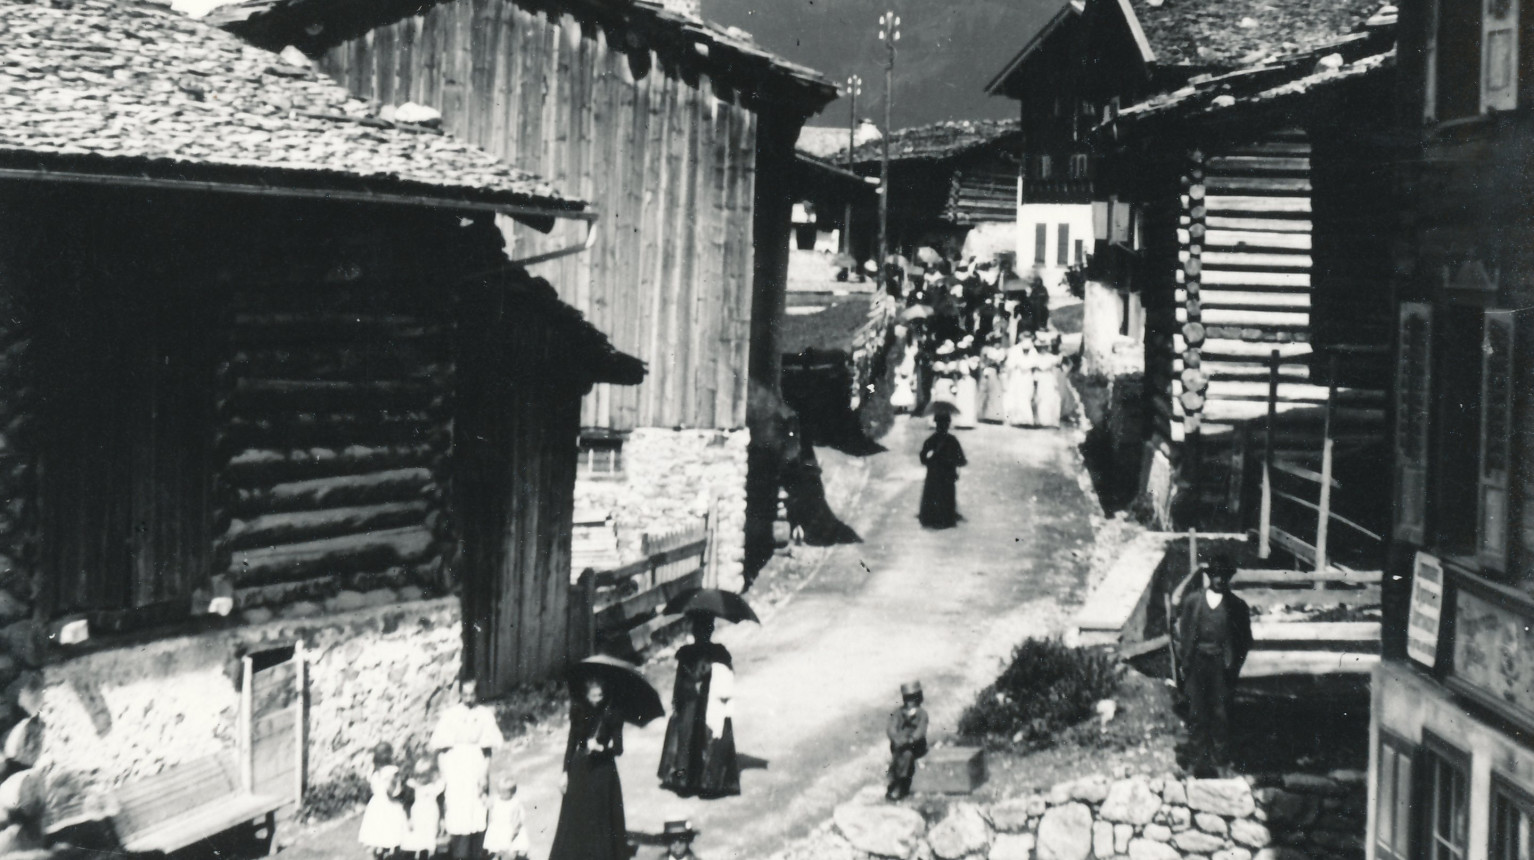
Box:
[701,0,1064,130]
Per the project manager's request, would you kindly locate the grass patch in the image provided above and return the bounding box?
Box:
[958,638,1121,750]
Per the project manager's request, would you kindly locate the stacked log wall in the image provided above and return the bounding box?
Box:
[215,284,457,613]
[1170,130,1388,533]
[320,0,758,433]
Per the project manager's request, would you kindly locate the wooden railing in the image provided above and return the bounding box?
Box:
[571,515,716,656]
[1255,351,1383,572]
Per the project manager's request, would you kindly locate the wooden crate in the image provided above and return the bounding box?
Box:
[913,746,988,795]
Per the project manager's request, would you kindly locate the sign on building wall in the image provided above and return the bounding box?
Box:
[1450,584,1534,727]
[1407,551,1445,668]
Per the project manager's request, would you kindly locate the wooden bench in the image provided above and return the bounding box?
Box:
[113,753,285,855]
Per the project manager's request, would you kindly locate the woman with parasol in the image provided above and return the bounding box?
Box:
[548,656,663,860]
[658,589,759,799]
[918,408,967,528]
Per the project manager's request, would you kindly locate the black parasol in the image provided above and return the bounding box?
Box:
[570,654,665,727]
[663,587,761,625]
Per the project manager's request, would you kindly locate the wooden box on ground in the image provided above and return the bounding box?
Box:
[914,746,988,794]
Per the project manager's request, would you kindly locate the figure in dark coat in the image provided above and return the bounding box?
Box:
[1175,556,1253,776]
[658,615,741,799]
[549,680,628,860]
[918,413,967,528]
[886,681,929,800]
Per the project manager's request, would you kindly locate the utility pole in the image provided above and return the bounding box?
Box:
[845,75,862,169]
[844,74,862,259]
[877,11,899,290]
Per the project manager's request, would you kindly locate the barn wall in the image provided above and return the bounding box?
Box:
[319,0,758,432]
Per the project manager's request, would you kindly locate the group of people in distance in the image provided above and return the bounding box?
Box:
[359,613,736,860]
[890,255,1077,431]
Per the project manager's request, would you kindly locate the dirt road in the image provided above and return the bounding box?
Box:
[279,417,1095,860]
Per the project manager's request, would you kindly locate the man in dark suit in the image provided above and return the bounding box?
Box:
[1176,555,1252,776]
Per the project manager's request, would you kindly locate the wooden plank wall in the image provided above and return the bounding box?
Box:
[319,0,758,432]
[455,278,584,695]
[216,283,456,611]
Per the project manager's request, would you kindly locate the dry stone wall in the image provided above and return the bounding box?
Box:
[574,428,749,589]
[782,771,1366,860]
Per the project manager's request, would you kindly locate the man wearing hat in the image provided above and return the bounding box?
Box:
[1175,555,1252,776]
[886,681,929,800]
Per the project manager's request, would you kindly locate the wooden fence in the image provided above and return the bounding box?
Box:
[570,514,717,656]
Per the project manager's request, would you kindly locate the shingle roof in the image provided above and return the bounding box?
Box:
[846,119,1022,167]
[0,0,579,212]
[209,0,838,109]
[1127,0,1385,68]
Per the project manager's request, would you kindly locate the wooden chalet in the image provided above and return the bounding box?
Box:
[843,119,1024,259]
[213,0,839,587]
[1077,0,1400,572]
[0,0,642,814]
[1369,0,1534,851]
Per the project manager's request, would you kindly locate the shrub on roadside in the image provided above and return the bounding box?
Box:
[957,637,1120,749]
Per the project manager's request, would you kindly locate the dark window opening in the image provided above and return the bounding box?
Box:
[1493,777,1534,860]
[1420,735,1471,860]
[1057,224,1070,266]
[577,431,626,477]
[1432,305,1484,559]
[1436,0,1484,120]
[1034,223,1048,264]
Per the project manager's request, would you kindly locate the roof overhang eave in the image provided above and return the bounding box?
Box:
[0,162,592,231]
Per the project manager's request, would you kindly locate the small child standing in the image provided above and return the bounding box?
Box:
[400,756,445,860]
[885,681,929,801]
[358,742,409,858]
[482,775,530,860]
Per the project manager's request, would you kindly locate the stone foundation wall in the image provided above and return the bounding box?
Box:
[0,284,49,853]
[575,427,749,590]
[40,599,463,814]
[793,771,1366,860]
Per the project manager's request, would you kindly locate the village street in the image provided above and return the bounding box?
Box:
[276,417,1096,860]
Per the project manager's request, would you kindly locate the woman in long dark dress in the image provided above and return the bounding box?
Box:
[549,678,627,860]
[658,614,741,798]
[918,412,967,528]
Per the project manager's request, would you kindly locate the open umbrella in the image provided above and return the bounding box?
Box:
[663,587,761,624]
[570,654,665,727]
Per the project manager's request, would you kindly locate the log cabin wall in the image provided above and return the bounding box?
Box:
[1162,124,1392,536]
[316,0,759,433]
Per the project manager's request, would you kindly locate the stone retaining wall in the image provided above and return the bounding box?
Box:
[788,771,1366,860]
[40,598,463,816]
[574,427,749,590]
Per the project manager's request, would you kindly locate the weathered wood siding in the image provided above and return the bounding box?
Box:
[318,0,758,432]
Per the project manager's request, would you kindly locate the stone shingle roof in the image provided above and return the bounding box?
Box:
[0,0,579,212]
[846,119,1022,167]
[1128,0,1385,69]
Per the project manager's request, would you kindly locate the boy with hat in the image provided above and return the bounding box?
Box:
[886,681,929,800]
[1175,555,1252,776]
[662,820,701,860]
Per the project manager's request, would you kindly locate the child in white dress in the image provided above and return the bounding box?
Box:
[401,756,444,859]
[482,775,530,860]
[358,742,409,858]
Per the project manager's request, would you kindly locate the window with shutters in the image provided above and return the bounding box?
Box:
[1492,776,1534,860]
[1433,305,1485,557]
[1037,155,1054,180]
[1057,224,1070,266]
[1424,0,1521,120]
[1479,310,1515,571]
[1035,223,1048,264]
[1395,303,1434,544]
[1376,732,1416,860]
